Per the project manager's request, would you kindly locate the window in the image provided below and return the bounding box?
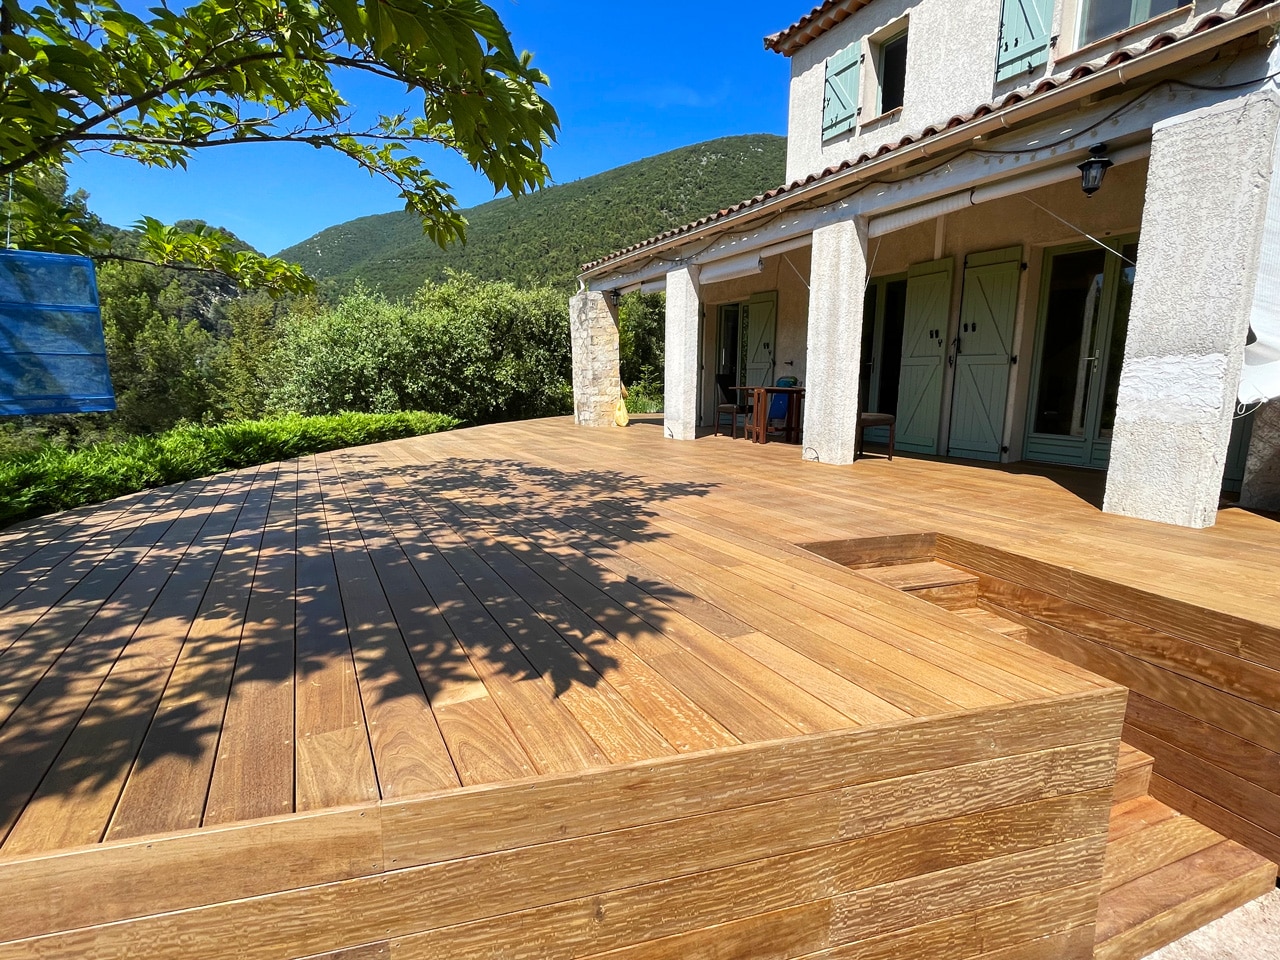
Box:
[1079,0,1184,46]
[877,30,908,114]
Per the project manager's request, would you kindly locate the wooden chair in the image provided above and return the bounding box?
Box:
[857,411,896,461]
[714,374,750,438]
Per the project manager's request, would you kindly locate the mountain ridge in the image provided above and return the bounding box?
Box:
[278,133,787,297]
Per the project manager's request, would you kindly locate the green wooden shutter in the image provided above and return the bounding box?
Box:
[896,258,953,455]
[823,42,861,141]
[996,0,1053,82]
[743,294,777,387]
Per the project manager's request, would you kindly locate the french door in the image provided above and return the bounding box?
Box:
[1024,238,1138,468]
[948,248,1021,461]
[895,258,953,454]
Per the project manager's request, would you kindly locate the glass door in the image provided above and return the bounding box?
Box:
[1025,239,1138,468]
[717,304,741,386]
[716,296,777,387]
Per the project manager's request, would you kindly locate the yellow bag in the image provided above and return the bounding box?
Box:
[614,393,629,427]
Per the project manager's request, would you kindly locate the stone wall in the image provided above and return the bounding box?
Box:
[569,290,621,428]
[1241,399,1280,512]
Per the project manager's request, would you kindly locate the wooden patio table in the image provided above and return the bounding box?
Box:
[749,385,805,444]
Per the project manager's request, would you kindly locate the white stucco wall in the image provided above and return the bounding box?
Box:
[1104,94,1280,528]
[785,0,1005,184]
[782,0,1243,185]
[803,219,869,464]
[697,248,812,426]
[664,265,702,441]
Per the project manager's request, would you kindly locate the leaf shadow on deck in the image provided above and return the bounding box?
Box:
[338,453,718,704]
[0,449,718,851]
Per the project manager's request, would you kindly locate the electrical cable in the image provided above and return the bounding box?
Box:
[1021,196,1136,264]
[973,68,1280,157]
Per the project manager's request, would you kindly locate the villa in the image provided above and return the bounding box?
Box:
[0,2,1278,960]
[572,0,1280,530]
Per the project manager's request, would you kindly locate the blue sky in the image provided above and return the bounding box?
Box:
[66,1,795,256]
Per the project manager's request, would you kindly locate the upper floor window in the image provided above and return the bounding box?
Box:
[877,29,909,114]
[1078,0,1184,46]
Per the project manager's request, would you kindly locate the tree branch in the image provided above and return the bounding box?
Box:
[0,39,287,175]
[94,252,236,276]
[73,128,452,150]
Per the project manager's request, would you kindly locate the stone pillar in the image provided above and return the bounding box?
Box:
[1103,95,1280,528]
[664,265,701,441]
[802,218,868,464]
[569,289,621,428]
[1241,400,1280,511]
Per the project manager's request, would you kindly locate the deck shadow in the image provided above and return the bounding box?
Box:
[0,450,719,850]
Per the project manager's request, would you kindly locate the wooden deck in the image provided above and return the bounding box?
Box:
[0,415,1277,959]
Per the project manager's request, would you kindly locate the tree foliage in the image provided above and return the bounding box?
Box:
[95,259,226,432]
[0,0,559,284]
[619,292,665,391]
[1,162,313,292]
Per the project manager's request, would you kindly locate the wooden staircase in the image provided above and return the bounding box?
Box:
[856,559,1279,960]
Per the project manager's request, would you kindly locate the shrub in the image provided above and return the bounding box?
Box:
[625,366,664,414]
[0,411,457,528]
[268,275,573,425]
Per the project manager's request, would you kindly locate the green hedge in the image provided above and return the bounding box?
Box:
[0,411,458,528]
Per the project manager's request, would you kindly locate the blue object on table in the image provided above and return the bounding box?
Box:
[768,376,799,421]
[0,250,115,415]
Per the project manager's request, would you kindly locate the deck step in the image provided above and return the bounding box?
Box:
[1095,795,1277,960]
[1113,744,1154,805]
[858,560,978,609]
[953,605,1029,641]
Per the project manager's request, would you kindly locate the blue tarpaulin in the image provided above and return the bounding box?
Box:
[0,249,115,416]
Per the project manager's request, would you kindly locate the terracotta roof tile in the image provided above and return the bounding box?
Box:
[764,0,872,56]
[581,3,1275,276]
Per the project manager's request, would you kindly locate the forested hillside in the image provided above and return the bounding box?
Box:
[279,134,786,296]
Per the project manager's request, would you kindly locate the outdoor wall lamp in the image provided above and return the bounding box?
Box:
[1079,143,1113,197]
[609,288,621,306]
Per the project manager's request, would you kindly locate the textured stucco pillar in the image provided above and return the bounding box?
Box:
[802,218,868,464]
[1103,95,1280,528]
[664,265,701,441]
[569,289,621,428]
[1241,399,1280,511]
